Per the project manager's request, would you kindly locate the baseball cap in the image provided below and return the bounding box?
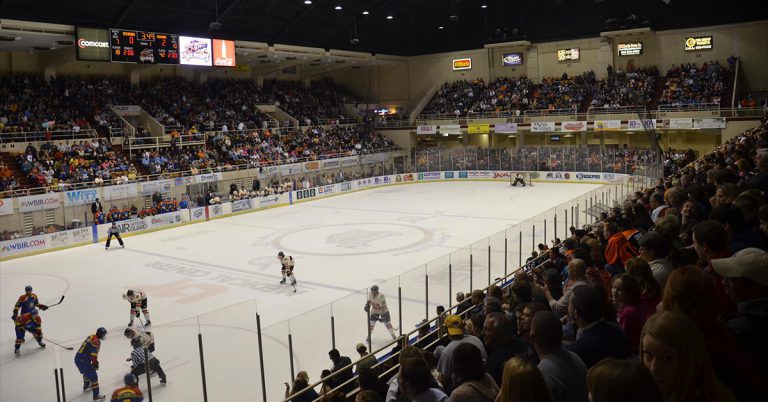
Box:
[443,315,464,336]
[711,248,768,286]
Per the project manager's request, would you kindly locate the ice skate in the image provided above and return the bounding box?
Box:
[14,349,20,357]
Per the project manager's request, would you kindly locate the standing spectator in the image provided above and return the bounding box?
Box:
[435,315,486,390]
[91,198,103,217]
[566,284,631,368]
[483,312,536,386]
[496,357,552,402]
[355,343,377,373]
[638,232,673,291]
[640,311,737,402]
[398,358,449,402]
[530,311,588,402]
[450,343,498,402]
[586,358,662,402]
[327,349,353,393]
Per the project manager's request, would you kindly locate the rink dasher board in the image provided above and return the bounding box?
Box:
[1,171,628,260]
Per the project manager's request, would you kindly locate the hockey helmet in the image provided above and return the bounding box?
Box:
[124,373,138,386]
[25,285,33,293]
[96,327,108,339]
[126,289,134,297]
[370,285,379,292]
[277,251,284,257]
[123,328,135,338]
[131,337,142,348]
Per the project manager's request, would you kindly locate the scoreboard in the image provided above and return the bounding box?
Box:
[109,29,179,64]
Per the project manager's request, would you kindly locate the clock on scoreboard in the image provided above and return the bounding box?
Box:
[109,29,179,64]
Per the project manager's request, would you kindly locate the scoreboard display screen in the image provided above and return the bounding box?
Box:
[109,29,179,64]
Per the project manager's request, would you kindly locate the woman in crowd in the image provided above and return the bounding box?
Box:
[624,257,662,317]
[587,358,662,402]
[611,273,648,352]
[284,371,319,402]
[496,357,551,402]
[449,343,498,402]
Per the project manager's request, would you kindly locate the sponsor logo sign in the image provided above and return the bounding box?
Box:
[75,27,110,61]
[1,235,47,257]
[685,36,712,51]
[459,171,468,179]
[545,172,571,180]
[64,188,100,206]
[258,195,280,208]
[531,122,556,132]
[603,173,617,181]
[357,178,372,188]
[174,176,195,186]
[102,183,138,200]
[417,172,441,181]
[322,159,340,169]
[115,218,148,234]
[48,227,91,247]
[576,172,601,180]
[627,119,656,130]
[179,36,212,66]
[440,125,461,134]
[18,193,61,212]
[209,204,223,217]
[557,48,580,62]
[212,39,236,67]
[190,207,206,221]
[417,125,437,135]
[341,182,353,191]
[374,177,382,185]
[452,58,472,70]
[304,161,321,172]
[502,52,523,66]
[494,123,517,133]
[195,172,222,184]
[492,171,511,179]
[295,189,317,200]
[560,121,588,132]
[150,212,183,228]
[318,185,335,195]
[594,120,621,131]
[468,171,493,179]
[693,118,726,129]
[444,171,455,179]
[140,179,174,195]
[265,166,279,177]
[402,174,415,182]
[231,198,253,212]
[0,198,13,216]
[383,176,392,184]
[395,175,403,183]
[467,123,490,134]
[617,42,643,56]
[340,156,359,167]
[664,118,693,129]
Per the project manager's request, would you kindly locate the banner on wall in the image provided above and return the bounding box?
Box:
[627,119,656,130]
[174,176,195,186]
[281,163,303,175]
[102,183,138,201]
[560,121,588,132]
[685,36,712,51]
[195,172,222,184]
[693,118,726,129]
[0,198,13,216]
[231,198,253,213]
[148,212,183,228]
[452,58,472,70]
[556,48,580,62]
[303,161,321,172]
[18,193,61,212]
[48,227,91,247]
[190,207,206,221]
[502,53,523,66]
[530,122,556,132]
[417,125,437,135]
[663,118,693,129]
[440,125,461,134]
[140,179,174,195]
[494,123,517,133]
[594,120,622,131]
[0,234,47,257]
[467,123,490,134]
[340,156,359,167]
[322,159,340,169]
[417,172,441,181]
[64,188,101,206]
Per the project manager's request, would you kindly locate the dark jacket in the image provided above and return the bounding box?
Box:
[566,320,631,368]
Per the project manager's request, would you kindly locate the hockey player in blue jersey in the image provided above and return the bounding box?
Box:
[12,285,48,319]
[13,309,45,356]
[75,327,108,400]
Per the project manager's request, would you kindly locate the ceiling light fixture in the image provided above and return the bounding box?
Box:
[334,4,342,10]
[304,0,312,4]
[438,26,444,30]
[362,10,369,15]
[386,14,394,20]
[481,4,487,8]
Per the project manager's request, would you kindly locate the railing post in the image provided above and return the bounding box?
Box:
[554,212,558,241]
[487,245,491,286]
[398,286,403,336]
[59,368,65,402]
[564,209,568,236]
[256,314,267,402]
[571,206,575,229]
[518,231,522,267]
[532,225,536,253]
[197,333,209,402]
[543,220,547,248]
[330,315,336,349]
[448,259,452,308]
[54,369,61,402]
[504,237,508,277]
[469,252,474,291]
[425,273,429,320]
[288,333,295,381]
[144,348,153,402]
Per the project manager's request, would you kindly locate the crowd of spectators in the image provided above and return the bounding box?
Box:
[422,79,485,117]
[591,67,658,109]
[531,72,595,111]
[0,162,18,192]
[468,77,532,116]
[659,61,728,107]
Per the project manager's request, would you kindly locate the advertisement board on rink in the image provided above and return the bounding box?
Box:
[0,235,48,257]
[0,198,13,216]
[627,119,656,130]
[531,122,556,132]
[64,188,101,206]
[231,198,254,213]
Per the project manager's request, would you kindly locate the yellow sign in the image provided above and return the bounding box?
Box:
[467,124,489,134]
[685,36,712,51]
[235,64,251,72]
[452,58,472,71]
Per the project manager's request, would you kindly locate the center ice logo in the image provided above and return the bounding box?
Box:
[325,229,401,249]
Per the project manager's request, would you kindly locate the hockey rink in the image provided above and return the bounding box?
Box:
[0,181,602,401]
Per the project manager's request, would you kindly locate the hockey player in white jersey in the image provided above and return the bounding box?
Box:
[277,251,297,292]
[122,289,151,327]
[365,285,396,340]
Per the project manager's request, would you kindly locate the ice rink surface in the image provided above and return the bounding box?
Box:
[0,181,599,401]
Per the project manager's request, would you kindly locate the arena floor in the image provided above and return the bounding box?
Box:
[0,181,601,401]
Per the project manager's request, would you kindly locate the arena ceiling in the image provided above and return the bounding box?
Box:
[0,0,766,56]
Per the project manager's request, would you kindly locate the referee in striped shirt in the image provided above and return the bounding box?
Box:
[130,337,167,385]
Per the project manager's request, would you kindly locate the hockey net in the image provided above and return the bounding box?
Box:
[509,172,533,187]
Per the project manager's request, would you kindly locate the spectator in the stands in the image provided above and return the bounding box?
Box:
[637,232,673,291]
[328,348,353,393]
[355,343,376,374]
[711,204,768,252]
[611,273,648,352]
[603,222,633,276]
[624,257,662,318]
[530,310,588,402]
[566,284,631,368]
[435,315,486,390]
[449,343,498,402]
[398,358,448,402]
[283,371,318,402]
[483,312,536,386]
[544,258,587,318]
[586,358,662,402]
[495,357,551,402]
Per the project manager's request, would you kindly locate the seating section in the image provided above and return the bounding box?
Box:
[468,77,532,115]
[422,79,485,116]
[531,72,595,110]
[591,67,658,109]
[659,61,727,106]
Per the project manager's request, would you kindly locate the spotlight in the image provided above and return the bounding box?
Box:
[334,4,342,10]
[481,4,487,8]
[304,0,312,4]
[386,14,393,20]
[438,26,444,30]
[362,10,369,15]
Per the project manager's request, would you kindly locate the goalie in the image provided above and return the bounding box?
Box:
[512,173,526,187]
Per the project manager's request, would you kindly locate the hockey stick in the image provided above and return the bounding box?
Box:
[45,296,65,308]
[24,329,74,350]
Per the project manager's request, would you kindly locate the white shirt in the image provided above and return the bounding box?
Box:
[123,289,146,303]
[368,293,388,314]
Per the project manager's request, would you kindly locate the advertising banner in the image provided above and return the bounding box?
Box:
[18,193,61,212]
[195,172,223,184]
[0,198,13,216]
[444,171,455,179]
[560,121,588,132]
[575,172,601,181]
[360,155,376,165]
[417,125,437,135]
[322,159,340,169]
[190,207,207,221]
[257,195,282,208]
[617,42,643,56]
[417,172,441,181]
[494,123,517,133]
[502,53,523,66]
[693,118,726,129]
[340,156,359,167]
[231,198,253,213]
[557,48,580,62]
[340,182,353,192]
[317,184,336,195]
[685,36,712,51]
[265,166,279,177]
[452,58,472,70]
[594,120,622,131]
[140,179,174,195]
[208,204,225,218]
[47,227,91,248]
[530,122,556,132]
[64,188,101,206]
[492,171,511,180]
[543,172,572,181]
[357,178,374,188]
[174,176,195,186]
[303,161,321,172]
[148,211,183,228]
[467,124,490,134]
[664,118,693,129]
[440,125,461,134]
[627,119,656,130]
[112,218,148,235]
[179,36,212,66]
[295,188,317,201]
[467,171,493,179]
[280,163,303,175]
[75,27,110,61]
[212,39,236,67]
[1,235,47,257]
[102,183,138,201]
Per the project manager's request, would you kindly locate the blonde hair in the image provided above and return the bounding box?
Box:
[640,311,736,402]
[497,357,551,402]
[587,358,662,402]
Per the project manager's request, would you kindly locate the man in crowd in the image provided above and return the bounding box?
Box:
[531,311,588,402]
[483,312,536,386]
[434,314,486,390]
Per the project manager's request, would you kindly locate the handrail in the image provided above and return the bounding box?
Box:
[731,57,740,110]
[587,105,645,115]
[0,129,98,144]
[657,102,720,112]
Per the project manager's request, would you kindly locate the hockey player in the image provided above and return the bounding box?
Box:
[124,327,155,353]
[123,289,151,327]
[12,285,48,319]
[75,327,108,401]
[277,251,297,291]
[129,337,167,385]
[13,309,45,356]
[512,173,526,187]
[365,285,396,340]
[106,222,124,250]
[111,374,143,402]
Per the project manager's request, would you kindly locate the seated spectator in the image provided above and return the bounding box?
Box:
[284,371,319,402]
[517,301,547,343]
[358,367,387,402]
[327,348,353,393]
[637,232,673,291]
[586,358,662,402]
[483,312,536,386]
[434,315,486,390]
[566,284,632,368]
[624,257,662,318]
[611,273,649,352]
[710,204,768,252]
[530,311,588,402]
[398,358,448,402]
[355,390,380,402]
[449,343,498,402]
[640,311,737,402]
[495,357,551,402]
[543,259,587,318]
[355,343,377,374]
